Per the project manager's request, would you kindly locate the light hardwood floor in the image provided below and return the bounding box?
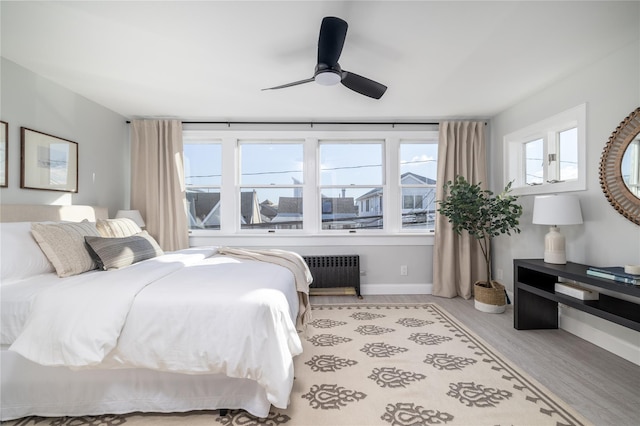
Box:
[310,294,640,426]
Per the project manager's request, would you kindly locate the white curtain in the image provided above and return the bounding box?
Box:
[130,120,189,251]
[433,121,487,299]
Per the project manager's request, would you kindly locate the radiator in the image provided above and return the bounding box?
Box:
[302,255,361,298]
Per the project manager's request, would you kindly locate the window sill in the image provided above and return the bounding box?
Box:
[509,179,586,196]
[189,233,434,247]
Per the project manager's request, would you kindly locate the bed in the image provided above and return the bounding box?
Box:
[0,204,311,421]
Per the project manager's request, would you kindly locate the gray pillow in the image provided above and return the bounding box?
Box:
[31,221,101,277]
[85,231,164,270]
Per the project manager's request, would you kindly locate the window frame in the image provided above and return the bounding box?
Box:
[183,137,223,230]
[238,139,305,232]
[398,139,439,233]
[504,103,586,196]
[183,127,438,239]
[318,139,386,232]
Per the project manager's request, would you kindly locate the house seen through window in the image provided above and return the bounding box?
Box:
[400,142,438,230]
[320,141,383,230]
[184,142,222,230]
[183,128,438,234]
[240,141,304,230]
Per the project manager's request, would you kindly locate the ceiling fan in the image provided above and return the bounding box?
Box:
[262,16,387,99]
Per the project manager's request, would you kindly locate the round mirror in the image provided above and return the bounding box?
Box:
[599,107,640,225]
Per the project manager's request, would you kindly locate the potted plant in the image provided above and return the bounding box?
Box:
[437,175,523,313]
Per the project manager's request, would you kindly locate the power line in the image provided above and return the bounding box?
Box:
[186,159,436,181]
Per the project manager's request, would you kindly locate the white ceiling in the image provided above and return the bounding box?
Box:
[2,1,638,121]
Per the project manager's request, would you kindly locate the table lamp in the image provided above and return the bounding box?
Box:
[115,209,146,229]
[532,195,583,264]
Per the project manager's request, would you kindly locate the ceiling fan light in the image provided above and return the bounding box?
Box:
[315,71,341,86]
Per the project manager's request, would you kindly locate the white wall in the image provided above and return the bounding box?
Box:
[189,234,433,295]
[0,58,128,217]
[0,57,434,293]
[489,39,640,364]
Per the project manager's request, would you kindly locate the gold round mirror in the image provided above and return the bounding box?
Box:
[599,107,640,225]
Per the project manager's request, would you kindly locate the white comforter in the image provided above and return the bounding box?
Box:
[9,247,304,409]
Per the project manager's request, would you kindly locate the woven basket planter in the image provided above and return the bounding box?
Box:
[474,281,506,314]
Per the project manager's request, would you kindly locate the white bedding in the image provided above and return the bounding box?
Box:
[1,271,99,345]
[1,349,274,420]
[10,248,217,365]
[7,247,304,411]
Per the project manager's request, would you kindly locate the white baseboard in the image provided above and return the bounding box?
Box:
[361,285,513,299]
[361,283,432,295]
[559,307,640,366]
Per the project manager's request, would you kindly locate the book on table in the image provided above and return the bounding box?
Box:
[554,282,599,300]
[586,266,639,285]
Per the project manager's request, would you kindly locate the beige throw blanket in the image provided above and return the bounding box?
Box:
[217,247,312,330]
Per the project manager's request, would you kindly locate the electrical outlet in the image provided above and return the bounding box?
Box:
[496,268,504,280]
[400,265,408,276]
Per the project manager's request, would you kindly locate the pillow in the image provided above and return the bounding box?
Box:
[1,222,55,283]
[30,221,101,278]
[96,218,142,238]
[85,231,164,270]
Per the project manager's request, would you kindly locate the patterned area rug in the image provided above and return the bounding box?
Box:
[3,303,590,426]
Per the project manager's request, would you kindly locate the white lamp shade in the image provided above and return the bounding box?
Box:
[532,195,582,264]
[115,209,146,227]
[532,195,583,226]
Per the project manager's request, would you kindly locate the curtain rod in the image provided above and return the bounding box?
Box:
[125,120,445,126]
[125,120,488,127]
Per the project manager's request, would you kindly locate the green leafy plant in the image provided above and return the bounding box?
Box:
[437,175,523,287]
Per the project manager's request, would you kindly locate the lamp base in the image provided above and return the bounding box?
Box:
[543,226,567,265]
[544,251,567,264]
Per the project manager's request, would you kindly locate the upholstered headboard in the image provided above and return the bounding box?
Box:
[0,204,109,223]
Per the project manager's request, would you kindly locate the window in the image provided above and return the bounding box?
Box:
[558,127,578,181]
[184,141,222,229]
[505,104,586,195]
[320,142,384,230]
[183,126,438,236]
[400,141,438,231]
[239,141,304,230]
[524,138,543,185]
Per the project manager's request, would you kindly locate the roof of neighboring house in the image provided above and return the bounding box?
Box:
[260,202,278,219]
[356,188,382,201]
[401,172,436,185]
[278,197,303,214]
[356,173,436,201]
[188,190,262,225]
[321,197,358,215]
[186,191,220,220]
[271,213,303,223]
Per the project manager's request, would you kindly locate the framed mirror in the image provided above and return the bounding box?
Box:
[0,121,6,187]
[599,107,640,225]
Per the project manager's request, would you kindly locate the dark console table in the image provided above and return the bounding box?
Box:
[513,259,640,332]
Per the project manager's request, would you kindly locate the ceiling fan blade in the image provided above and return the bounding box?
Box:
[317,16,348,67]
[341,71,387,99]
[262,78,315,91]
